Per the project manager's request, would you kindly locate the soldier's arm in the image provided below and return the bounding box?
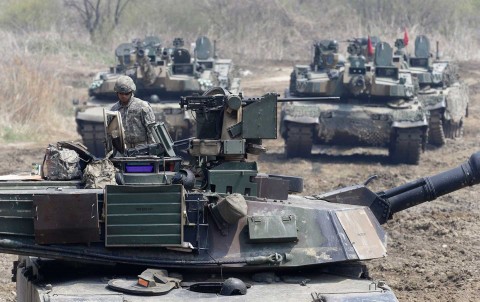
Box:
[142,104,157,143]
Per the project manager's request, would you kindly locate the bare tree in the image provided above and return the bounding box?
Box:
[64,0,131,42]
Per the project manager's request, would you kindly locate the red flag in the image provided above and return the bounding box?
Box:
[403,28,409,46]
[367,36,374,56]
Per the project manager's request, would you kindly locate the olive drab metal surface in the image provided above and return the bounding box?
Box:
[247,215,298,243]
[414,35,430,58]
[242,92,277,139]
[33,193,100,244]
[105,185,184,247]
[374,42,394,67]
[195,36,213,60]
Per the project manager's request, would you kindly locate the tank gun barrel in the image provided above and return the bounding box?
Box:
[318,152,480,224]
[380,152,480,215]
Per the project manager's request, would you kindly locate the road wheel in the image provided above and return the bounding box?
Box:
[428,111,446,146]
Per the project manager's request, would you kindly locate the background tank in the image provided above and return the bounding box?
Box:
[281,39,428,164]
[1,90,480,301]
[398,35,469,146]
[75,36,241,157]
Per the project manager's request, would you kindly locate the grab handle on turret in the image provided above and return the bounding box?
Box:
[380,152,480,216]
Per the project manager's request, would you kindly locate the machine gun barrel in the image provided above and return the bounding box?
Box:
[380,152,480,215]
[179,95,226,111]
[278,97,340,102]
[180,94,341,111]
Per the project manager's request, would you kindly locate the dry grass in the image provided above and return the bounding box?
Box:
[0,55,77,141]
[0,30,84,143]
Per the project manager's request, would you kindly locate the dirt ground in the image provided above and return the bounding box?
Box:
[0,61,479,301]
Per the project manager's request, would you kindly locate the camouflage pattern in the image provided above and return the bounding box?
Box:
[282,101,426,147]
[340,37,383,97]
[82,158,117,189]
[42,144,82,180]
[110,96,156,147]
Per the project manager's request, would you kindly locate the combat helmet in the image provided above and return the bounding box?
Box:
[114,75,136,93]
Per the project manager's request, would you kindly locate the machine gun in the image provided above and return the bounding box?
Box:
[180,94,228,112]
[180,93,341,111]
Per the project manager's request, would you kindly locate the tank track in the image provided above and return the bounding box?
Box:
[428,110,446,146]
[285,123,313,158]
[389,128,424,165]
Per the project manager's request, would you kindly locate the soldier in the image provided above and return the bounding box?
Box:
[110,75,156,148]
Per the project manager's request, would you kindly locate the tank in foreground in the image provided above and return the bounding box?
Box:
[1,89,479,301]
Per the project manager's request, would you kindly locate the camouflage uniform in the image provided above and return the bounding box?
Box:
[111,76,156,148]
[111,96,156,148]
